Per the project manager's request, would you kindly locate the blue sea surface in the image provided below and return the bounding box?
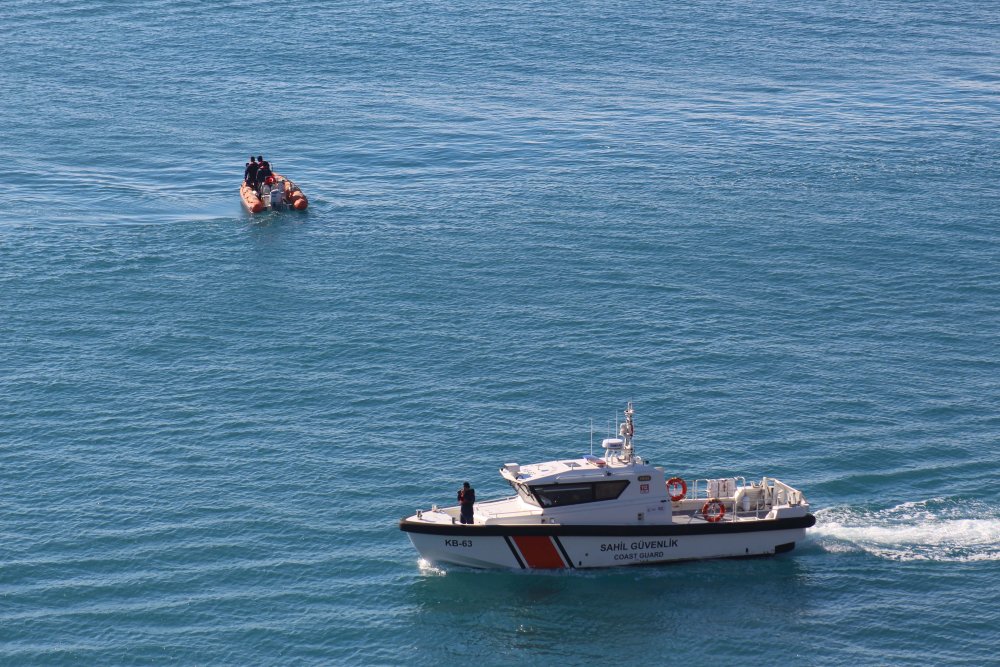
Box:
[3,1,999,664]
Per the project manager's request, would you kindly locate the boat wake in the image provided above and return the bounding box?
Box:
[812,498,1000,562]
[417,558,448,576]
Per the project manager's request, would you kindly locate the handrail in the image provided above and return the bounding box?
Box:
[683,476,801,522]
[481,509,542,520]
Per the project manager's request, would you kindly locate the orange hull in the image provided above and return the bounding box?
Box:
[240,182,264,213]
[273,171,309,210]
[240,172,308,213]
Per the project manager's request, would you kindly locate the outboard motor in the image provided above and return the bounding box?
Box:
[269,184,285,209]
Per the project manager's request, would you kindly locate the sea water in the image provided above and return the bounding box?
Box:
[2,1,999,665]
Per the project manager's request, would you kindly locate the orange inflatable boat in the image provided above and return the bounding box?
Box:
[240,172,309,213]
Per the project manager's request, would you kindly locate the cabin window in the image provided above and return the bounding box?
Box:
[534,484,593,507]
[509,481,539,506]
[531,480,630,507]
[593,480,630,501]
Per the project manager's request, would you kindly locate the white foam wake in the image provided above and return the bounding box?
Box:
[812,498,1000,562]
[417,558,448,576]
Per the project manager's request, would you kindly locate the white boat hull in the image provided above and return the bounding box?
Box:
[401,516,814,570]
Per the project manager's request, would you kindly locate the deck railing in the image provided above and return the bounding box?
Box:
[678,476,803,522]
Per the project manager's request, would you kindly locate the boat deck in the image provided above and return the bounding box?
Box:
[417,496,781,527]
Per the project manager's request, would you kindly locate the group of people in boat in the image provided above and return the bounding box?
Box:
[239,154,310,212]
[243,155,274,193]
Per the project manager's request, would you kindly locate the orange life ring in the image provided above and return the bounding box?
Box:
[702,498,725,522]
[666,477,687,501]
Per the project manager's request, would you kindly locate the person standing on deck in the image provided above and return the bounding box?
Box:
[255,156,272,193]
[458,482,476,524]
[244,156,258,188]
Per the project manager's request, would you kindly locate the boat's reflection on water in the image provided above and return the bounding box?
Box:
[403,556,813,659]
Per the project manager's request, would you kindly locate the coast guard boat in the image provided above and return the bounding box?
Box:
[400,403,815,569]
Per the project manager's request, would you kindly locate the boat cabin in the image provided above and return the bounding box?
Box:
[489,450,672,525]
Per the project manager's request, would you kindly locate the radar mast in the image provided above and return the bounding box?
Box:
[619,401,635,463]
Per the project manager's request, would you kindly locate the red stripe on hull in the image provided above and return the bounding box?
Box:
[512,536,566,569]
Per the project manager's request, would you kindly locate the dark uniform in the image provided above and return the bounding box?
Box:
[244,157,258,188]
[458,482,476,524]
[255,160,272,192]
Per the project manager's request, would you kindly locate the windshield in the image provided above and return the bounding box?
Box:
[508,481,539,506]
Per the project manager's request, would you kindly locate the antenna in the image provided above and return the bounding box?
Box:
[620,401,635,463]
[590,418,594,456]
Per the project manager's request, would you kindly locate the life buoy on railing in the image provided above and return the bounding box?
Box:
[666,477,687,502]
[702,498,725,523]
